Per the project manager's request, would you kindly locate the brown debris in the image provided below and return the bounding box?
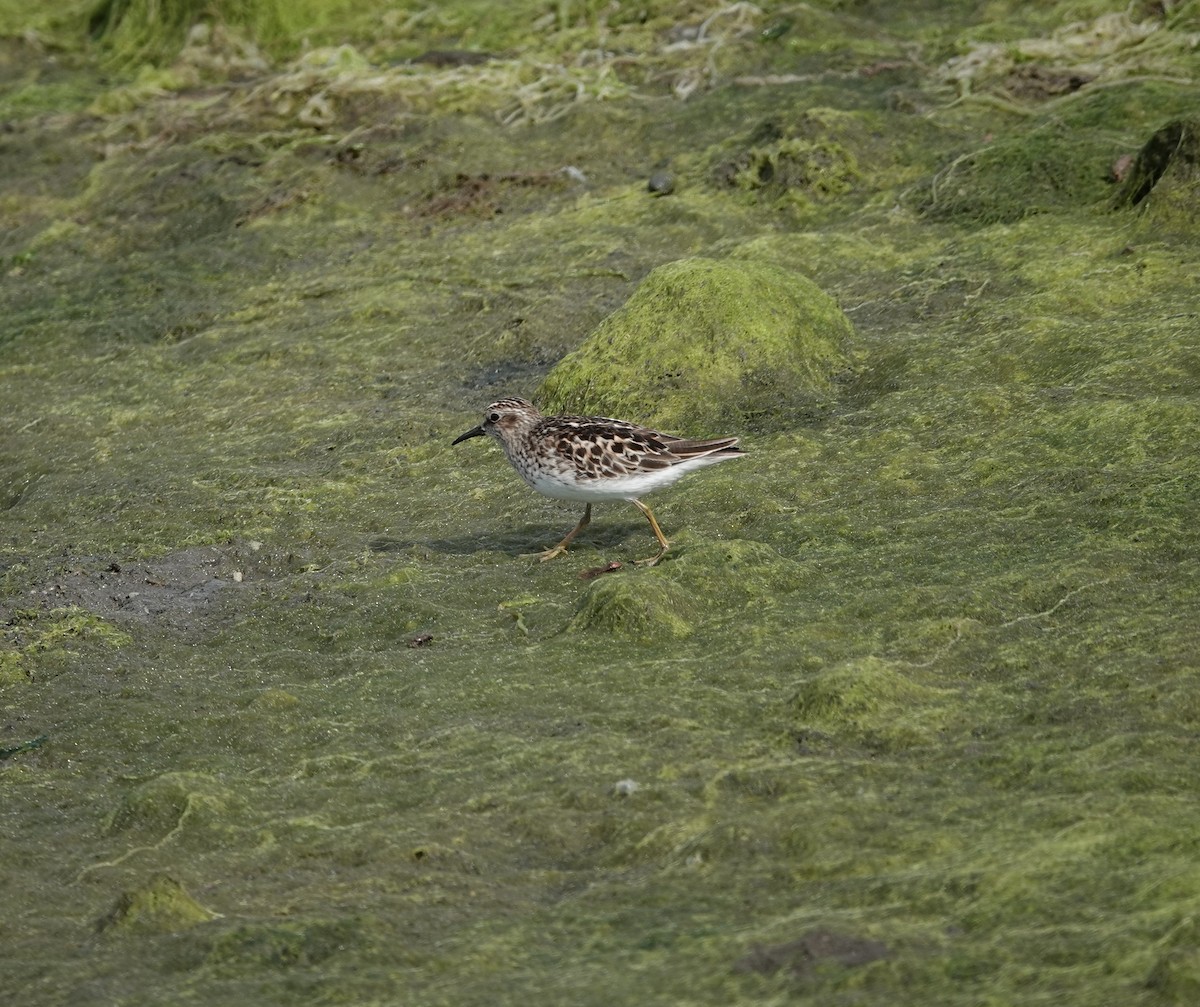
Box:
[579,561,623,581]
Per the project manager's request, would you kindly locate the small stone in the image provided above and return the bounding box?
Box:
[647,171,674,196]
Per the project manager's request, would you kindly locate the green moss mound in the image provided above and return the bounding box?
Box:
[103,771,240,841]
[0,605,129,684]
[919,121,1112,224]
[568,575,695,641]
[666,540,806,608]
[537,257,854,433]
[917,76,1200,226]
[1115,119,1200,237]
[790,657,956,749]
[202,919,364,970]
[1147,917,1200,1005]
[96,874,218,933]
[707,109,901,214]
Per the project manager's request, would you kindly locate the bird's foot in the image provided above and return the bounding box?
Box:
[633,547,668,567]
[521,544,569,562]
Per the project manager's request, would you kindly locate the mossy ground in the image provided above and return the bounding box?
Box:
[3,2,1200,1004]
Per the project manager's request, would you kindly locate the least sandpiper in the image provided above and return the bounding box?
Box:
[452,397,743,565]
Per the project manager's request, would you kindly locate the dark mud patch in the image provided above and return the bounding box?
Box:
[2,542,304,634]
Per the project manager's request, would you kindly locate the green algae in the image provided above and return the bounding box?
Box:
[1147,917,1200,1006]
[919,119,1114,223]
[101,771,242,842]
[88,0,361,68]
[96,873,219,933]
[723,132,861,203]
[1,1,1200,1005]
[1115,118,1200,238]
[568,574,696,641]
[0,605,130,683]
[198,918,367,973]
[790,657,958,750]
[661,539,807,612]
[537,257,855,432]
[918,74,1200,225]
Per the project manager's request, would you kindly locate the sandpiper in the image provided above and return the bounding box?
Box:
[452,397,743,565]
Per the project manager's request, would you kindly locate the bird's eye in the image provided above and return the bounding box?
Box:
[488,412,500,423]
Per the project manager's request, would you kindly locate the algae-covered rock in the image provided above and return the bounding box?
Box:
[1147,917,1200,1005]
[665,540,806,608]
[103,771,241,841]
[0,605,131,685]
[710,111,875,209]
[1114,119,1200,237]
[96,874,218,933]
[203,918,364,969]
[919,123,1113,224]
[790,657,955,749]
[536,257,853,433]
[568,575,695,641]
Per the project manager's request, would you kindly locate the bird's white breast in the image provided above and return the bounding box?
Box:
[517,453,729,502]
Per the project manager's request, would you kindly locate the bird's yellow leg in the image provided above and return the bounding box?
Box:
[522,504,591,562]
[630,498,670,566]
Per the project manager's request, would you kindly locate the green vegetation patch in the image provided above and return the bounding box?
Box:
[0,605,130,684]
[920,118,1113,224]
[790,656,958,750]
[713,114,864,207]
[102,771,243,841]
[1114,118,1200,238]
[1147,916,1200,1005]
[96,873,219,933]
[200,918,367,972]
[537,257,855,433]
[569,573,697,641]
